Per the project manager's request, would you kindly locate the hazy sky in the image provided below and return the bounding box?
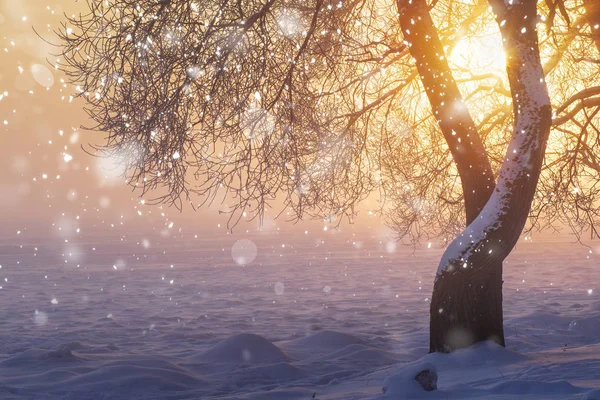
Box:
[0,1,391,245]
[0,1,155,236]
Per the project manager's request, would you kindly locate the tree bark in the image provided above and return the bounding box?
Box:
[396,0,495,224]
[430,0,553,352]
[395,0,506,352]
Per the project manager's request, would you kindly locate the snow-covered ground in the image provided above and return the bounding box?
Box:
[0,231,599,399]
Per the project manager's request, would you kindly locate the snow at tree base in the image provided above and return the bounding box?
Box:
[3,0,600,399]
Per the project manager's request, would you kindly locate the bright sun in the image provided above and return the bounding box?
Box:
[449,24,506,75]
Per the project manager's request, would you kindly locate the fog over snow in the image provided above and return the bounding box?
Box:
[0,230,599,399]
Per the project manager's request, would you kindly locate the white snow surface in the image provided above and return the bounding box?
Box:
[0,232,599,399]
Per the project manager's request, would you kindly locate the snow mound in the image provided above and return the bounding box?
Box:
[200,333,288,363]
[382,361,438,398]
[285,330,364,350]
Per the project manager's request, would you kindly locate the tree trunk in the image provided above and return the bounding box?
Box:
[429,0,553,353]
[395,0,504,352]
[396,0,495,224]
[430,262,504,351]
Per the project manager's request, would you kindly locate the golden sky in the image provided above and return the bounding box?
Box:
[0,1,390,242]
[0,1,152,236]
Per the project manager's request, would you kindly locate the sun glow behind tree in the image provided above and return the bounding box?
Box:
[58,0,600,352]
[58,0,600,243]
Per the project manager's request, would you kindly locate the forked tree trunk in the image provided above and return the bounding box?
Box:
[430,0,552,352]
[397,0,552,352]
[395,0,505,351]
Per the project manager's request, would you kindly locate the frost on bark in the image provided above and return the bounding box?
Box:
[395,0,505,353]
[428,0,552,353]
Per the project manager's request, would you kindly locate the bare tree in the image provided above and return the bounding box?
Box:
[58,0,600,352]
